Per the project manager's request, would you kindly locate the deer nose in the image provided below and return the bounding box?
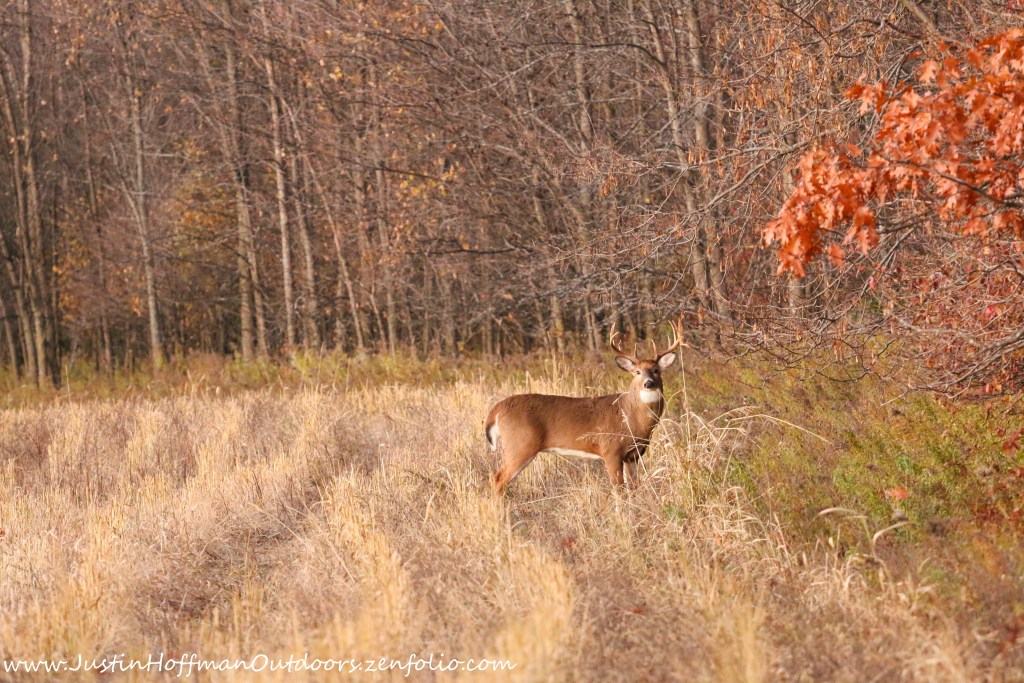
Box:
[643,379,657,389]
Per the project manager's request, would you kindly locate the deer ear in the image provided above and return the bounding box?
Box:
[657,352,677,369]
[615,356,635,372]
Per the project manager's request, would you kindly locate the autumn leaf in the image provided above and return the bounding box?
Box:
[885,487,910,502]
[826,243,845,267]
[1002,431,1022,453]
[919,59,940,84]
[765,30,1024,278]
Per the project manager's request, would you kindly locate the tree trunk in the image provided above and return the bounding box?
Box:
[0,0,55,385]
[305,156,364,351]
[0,294,18,372]
[684,0,731,323]
[20,0,54,386]
[127,67,164,370]
[80,79,113,374]
[223,46,257,361]
[0,202,37,381]
[550,295,566,355]
[640,0,711,311]
[199,39,269,359]
[289,145,320,350]
[562,0,603,353]
[264,56,296,351]
[780,130,808,314]
[369,75,396,355]
[16,297,35,381]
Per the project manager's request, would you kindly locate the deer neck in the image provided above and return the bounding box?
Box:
[620,388,664,435]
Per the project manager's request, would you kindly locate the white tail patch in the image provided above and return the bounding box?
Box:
[486,421,499,451]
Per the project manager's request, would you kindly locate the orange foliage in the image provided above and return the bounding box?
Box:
[764,30,1024,276]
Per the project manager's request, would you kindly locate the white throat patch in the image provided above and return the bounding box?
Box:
[639,389,662,405]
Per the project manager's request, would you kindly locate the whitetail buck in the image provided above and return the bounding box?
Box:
[485,320,685,495]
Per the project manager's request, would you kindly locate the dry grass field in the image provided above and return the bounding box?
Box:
[0,353,1022,681]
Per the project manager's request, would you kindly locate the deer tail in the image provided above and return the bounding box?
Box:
[485,408,500,452]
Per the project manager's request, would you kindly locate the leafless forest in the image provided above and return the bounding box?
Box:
[0,0,1016,385]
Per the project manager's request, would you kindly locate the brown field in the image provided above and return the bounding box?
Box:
[0,354,1022,681]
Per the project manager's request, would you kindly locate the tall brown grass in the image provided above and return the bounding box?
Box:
[0,365,1017,681]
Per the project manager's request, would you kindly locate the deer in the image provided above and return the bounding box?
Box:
[485,319,685,495]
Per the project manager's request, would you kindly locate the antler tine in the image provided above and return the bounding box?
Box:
[657,314,688,358]
[609,329,623,354]
[609,328,637,361]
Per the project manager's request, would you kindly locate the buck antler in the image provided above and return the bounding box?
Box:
[609,328,638,362]
[652,315,686,360]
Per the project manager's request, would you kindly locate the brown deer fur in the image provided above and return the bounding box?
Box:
[485,323,683,495]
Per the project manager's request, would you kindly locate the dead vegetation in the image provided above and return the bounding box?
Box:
[0,360,1020,681]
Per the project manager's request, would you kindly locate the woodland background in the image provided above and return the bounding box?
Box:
[1,3,1024,679]
[0,0,1020,389]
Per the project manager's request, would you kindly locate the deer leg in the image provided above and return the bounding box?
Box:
[604,455,625,489]
[603,455,627,513]
[492,445,540,496]
[624,460,639,490]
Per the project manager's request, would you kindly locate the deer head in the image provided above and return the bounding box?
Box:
[610,317,686,404]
